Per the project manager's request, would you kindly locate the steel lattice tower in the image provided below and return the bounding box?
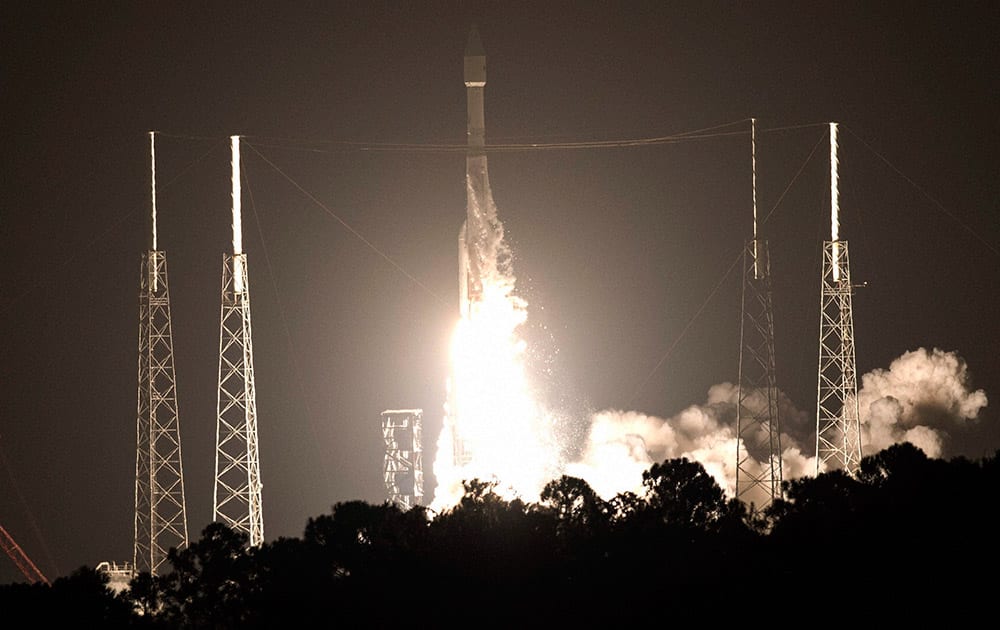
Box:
[735,120,782,513]
[134,132,189,576]
[736,241,783,512]
[381,409,425,509]
[815,123,862,475]
[213,136,263,547]
[815,241,862,474]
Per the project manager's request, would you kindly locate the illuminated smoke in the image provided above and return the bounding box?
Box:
[858,347,988,458]
[564,348,987,500]
[565,386,803,500]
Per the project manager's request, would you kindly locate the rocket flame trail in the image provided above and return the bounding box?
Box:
[431,146,562,511]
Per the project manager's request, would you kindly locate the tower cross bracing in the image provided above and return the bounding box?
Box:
[134,249,189,575]
[815,240,862,475]
[381,409,424,510]
[735,239,783,513]
[213,252,263,547]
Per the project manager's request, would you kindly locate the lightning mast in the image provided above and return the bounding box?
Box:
[134,131,189,576]
[815,122,862,475]
[735,118,783,513]
[381,409,425,510]
[213,135,263,547]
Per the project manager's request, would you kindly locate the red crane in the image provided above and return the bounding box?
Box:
[0,524,49,586]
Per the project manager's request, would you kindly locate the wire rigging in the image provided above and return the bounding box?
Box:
[244,141,448,306]
[242,161,337,484]
[1,138,227,315]
[242,119,760,154]
[760,130,828,226]
[625,131,828,407]
[625,247,744,409]
[844,126,998,257]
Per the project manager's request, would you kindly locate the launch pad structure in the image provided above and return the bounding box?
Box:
[381,410,425,509]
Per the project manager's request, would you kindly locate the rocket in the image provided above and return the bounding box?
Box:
[459,25,492,319]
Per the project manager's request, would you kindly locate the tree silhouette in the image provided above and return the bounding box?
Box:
[641,457,729,531]
[153,522,259,628]
[12,447,1000,626]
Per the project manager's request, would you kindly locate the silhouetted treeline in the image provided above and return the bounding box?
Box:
[4,442,998,626]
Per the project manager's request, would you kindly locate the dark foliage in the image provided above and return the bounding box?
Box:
[3,447,997,626]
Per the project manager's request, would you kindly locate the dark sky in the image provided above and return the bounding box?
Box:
[2,2,997,583]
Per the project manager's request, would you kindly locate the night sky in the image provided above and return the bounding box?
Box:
[2,2,997,583]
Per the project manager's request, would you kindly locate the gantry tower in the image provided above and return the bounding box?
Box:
[213,135,264,547]
[381,409,425,509]
[134,131,189,576]
[735,118,782,513]
[815,123,862,475]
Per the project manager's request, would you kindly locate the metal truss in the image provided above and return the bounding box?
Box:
[134,250,189,576]
[213,253,263,547]
[815,240,862,475]
[735,239,783,513]
[381,409,425,510]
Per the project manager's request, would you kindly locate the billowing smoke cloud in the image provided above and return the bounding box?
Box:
[566,384,793,500]
[859,347,988,458]
[566,348,988,500]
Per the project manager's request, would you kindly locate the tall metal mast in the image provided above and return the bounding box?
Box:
[213,135,264,547]
[381,409,425,510]
[134,131,189,576]
[735,118,783,513]
[815,123,862,475]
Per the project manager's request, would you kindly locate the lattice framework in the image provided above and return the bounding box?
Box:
[134,250,189,575]
[214,253,263,547]
[735,239,783,513]
[815,240,862,475]
[382,409,424,510]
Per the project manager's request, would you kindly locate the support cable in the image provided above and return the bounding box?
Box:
[241,161,336,484]
[625,131,826,407]
[844,126,998,257]
[244,142,447,306]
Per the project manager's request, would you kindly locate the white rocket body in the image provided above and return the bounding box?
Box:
[459,26,491,319]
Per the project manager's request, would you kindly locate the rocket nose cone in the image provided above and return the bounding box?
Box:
[465,24,485,57]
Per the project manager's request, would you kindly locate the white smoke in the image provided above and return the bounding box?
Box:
[858,347,988,458]
[564,348,988,501]
[565,392,741,500]
[565,382,821,500]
